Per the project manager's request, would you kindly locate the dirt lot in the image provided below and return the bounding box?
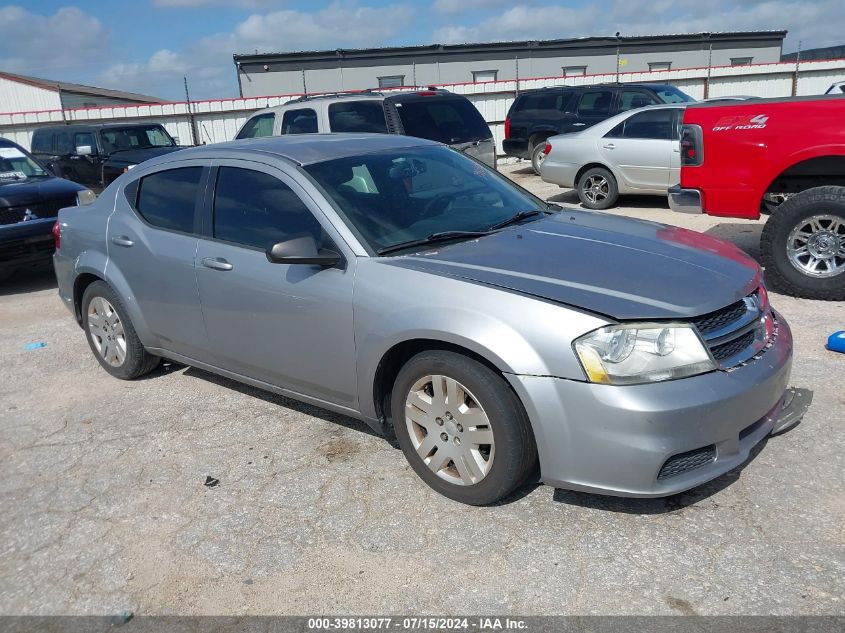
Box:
[1,163,843,616]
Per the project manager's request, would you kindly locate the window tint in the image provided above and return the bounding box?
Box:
[136,167,202,233]
[213,167,323,250]
[394,97,491,144]
[74,132,95,152]
[280,108,318,134]
[618,90,660,112]
[236,113,275,139]
[31,133,52,154]
[328,101,388,133]
[55,132,72,155]
[620,110,675,140]
[653,86,693,103]
[577,90,614,116]
[516,91,571,112]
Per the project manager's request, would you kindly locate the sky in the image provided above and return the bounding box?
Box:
[0,1,839,102]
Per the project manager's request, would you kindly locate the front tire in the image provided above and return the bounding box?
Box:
[81,281,160,379]
[391,351,537,505]
[577,167,619,210]
[760,186,845,300]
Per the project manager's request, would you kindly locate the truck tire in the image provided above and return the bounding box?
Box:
[760,186,845,300]
[530,141,548,175]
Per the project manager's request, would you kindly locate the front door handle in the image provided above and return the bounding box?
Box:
[110,235,134,247]
[202,257,233,271]
[603,143,616,150]
[572,122,586,127]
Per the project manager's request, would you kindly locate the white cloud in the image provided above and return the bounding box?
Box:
[152,0,284,7]
[433,5,600,43]
[433,0,510,15]
[0,6,107,75]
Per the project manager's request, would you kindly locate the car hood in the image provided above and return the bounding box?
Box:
[0,175,84,208]
[104,146,183,165]
[382,211,761,320]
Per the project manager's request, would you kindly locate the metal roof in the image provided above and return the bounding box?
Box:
[0,71,163,103]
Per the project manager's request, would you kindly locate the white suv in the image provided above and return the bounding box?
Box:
[235,89,496,167]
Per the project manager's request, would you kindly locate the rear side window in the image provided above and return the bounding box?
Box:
[55,132,72,155]
[609,109,675,140]
[136,167,202,233]
[236,113,275,139]
[577,90,614,116]
[514,91,571,112]
[328,101,388,133]
[394,97,491,144]
[31,132,52,153]
[213,167,324,250]
[281,108,318,134]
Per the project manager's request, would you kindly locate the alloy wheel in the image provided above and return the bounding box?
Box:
[404,374,495,486]
[786,214,845,277]
[87,297,127,367]
[583,175,609,204]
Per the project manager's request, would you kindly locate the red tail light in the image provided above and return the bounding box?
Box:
[544,142,552,155]
[504,117,511,139]
[52,221,61,250]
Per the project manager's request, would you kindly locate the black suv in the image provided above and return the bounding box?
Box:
[30,123,184,191]
[503,83,693,173]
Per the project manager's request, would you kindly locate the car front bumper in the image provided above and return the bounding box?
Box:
[506,313,793,497]
[0,217,56,269]
[668,184,703,214]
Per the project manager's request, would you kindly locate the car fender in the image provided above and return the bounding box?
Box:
[757,144,845,202]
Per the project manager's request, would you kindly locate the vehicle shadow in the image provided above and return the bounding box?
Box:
[551,439,769,514]
[0,265,57,296]
[546,190,671,210]
[704,222,763,264]
[508,164,535,175]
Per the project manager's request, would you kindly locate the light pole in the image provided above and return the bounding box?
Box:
[615,32,622,82]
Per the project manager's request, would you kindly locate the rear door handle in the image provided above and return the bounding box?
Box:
[572,122,586,127]
[603,143,616,149]
[110,235,134,247]
[201,257,233,271]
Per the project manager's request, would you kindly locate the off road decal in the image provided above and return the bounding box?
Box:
[712,114,769,131]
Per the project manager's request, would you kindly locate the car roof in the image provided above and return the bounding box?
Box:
[522,83,679,93]
[245,88,460,117]
[34,123,166,133]
[152,133,438,166]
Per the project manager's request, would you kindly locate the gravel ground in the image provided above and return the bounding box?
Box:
[0,163,843,617]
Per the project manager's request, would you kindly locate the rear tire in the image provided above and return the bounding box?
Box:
[391,351,537,505]
[577,167,618,210]
[760,186,845,300]
[530,141,548,175]
[81,281,160,379]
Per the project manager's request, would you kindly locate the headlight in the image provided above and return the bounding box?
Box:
[574,323,716,385]
[76,189,97,206]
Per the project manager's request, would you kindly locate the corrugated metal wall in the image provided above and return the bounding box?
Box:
[2,59,844,154]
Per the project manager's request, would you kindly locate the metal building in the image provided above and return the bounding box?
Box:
[233,31,786,97]
[0,72,163,113]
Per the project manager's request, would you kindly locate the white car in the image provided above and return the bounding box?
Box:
[825,81,845,95]
[540,104,686,209]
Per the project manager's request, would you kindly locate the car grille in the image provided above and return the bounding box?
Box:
[0,198,76,226]
[657,445,716,480]
[689,290,771,368]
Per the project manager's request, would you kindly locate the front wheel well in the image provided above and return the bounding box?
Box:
[373,339,505,427]
[72,273,104,325]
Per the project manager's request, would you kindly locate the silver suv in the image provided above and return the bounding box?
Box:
[54,134,793,505]
[235,89,496,167]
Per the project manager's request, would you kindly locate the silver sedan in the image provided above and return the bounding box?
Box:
[540,104,686,209]
[54,134,792,505]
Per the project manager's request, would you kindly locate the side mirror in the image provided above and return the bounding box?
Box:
[266,235,341,267]
[75,145,93,156]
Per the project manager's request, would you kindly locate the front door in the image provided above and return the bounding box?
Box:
[572,89,615,131]
[107,162,211,360]
[599,108,676,191]
[67,132,101,188]
[195,161,358,409]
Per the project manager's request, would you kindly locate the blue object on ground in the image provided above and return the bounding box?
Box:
[828,330,845,353]
[23,342,47,350]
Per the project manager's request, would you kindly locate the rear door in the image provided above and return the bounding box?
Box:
[599,108,676,191]
[573,89,616,130]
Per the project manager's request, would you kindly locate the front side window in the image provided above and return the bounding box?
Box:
[55,132,72,155]
[74,132,96,153]
[618,90,660,112]
[100,126,175,153]
[304,145,545,254]
[328,101,388,133]
[394,97,491,144]
[576,90,614,116]
[652,85,694,103]
[236,113,275,139]
[213,167,324,250]
[280,108,318,135]
[135,167,202,233]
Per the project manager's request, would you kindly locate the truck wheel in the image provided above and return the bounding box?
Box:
[530,142,548,175]
[761,186,845,300]
[577,167,618,210]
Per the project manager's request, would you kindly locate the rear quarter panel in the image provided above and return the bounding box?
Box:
[680,98,845,219]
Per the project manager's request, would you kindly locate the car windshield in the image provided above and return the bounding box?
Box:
[99,126,175,153]
[0,145,48,180]
[654,86,694,103]
[304,145,547,254]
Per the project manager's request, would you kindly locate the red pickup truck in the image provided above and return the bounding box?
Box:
[669,96,845,300]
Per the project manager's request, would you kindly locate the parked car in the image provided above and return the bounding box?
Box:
[540,104,686,209]
[30,123,184,192]
[55,134,793,505]
[670,95,845,300]
[824,81,845,94]
[503,83,693,173]
[0,138,89,280]
[235,88,496,167]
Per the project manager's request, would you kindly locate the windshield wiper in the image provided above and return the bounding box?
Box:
[486,209,546,232]
[377,230,490,256]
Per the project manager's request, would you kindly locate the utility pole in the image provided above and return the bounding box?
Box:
[302,68,308,95]
[703,33,713,99]
[615,32,622,82]
[183,76,199,146]
[791,40,802,96]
